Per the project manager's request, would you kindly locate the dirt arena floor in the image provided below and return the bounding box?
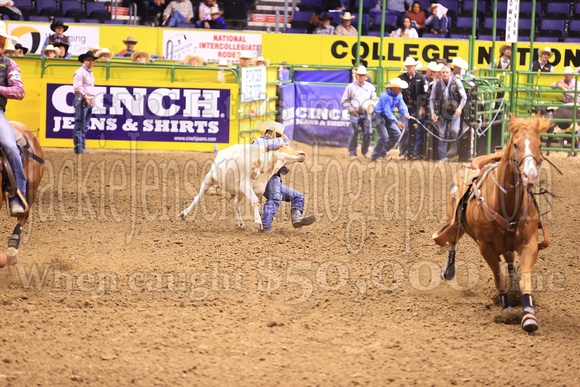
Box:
[0,143,579,385]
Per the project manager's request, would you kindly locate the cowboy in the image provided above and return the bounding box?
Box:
[217,58,229,83]
[14,43,27,57]
[450,57,465,79]
[552,66,580,106]
[73,51,98,154]
[335,12,357,36]
[179,54,204,66]
[532,47,554,73]
[162,0,194,27]
[237,51,253,67]
[371,78,411,162]
[495,44,511,70]
[430,65,467,163]
[96,48,113,61]
[314,14,335,35]
[42,21,69,57]
[42,44,59,58]
[341,65,377,158]
[53,41,71,59]
[253,56,269,67]
[0,22,27,215]
[3,40,16,56]
[204,6,226,29]
[117,36,138,58]
[131,51,150,63]
[254,121,316,233]
[398,56,426,159]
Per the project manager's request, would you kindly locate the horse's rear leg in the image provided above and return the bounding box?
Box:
[177,173,216,220]
[442,227,465,280]
[480,241,512,312]
[6,217,27,266]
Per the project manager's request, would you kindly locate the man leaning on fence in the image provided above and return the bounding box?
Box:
[552,66,580,106]
[341,65,377,159]
[429,65,467,163]
[398,56,425,160]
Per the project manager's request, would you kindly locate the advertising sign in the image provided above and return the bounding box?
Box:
[8,23,100,56]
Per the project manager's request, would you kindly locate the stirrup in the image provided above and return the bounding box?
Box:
[5,189,29,216]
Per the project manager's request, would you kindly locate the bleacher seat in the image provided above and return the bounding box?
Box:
[518,19,533,37]
[176,23,196,29]
[329,12,343,26]
[461,1,486,20]
[494,1,507,18]
[291,11,313,30]
[546,3,571,20]
[421,33,444,38]
[29,15,51,22]
[354,0,375,13]
[520,2,542,22]
[55,17,75,24]
[482,18,506,39]
[285,28,308,34]
[575,4,580,20]
[454,17,478,35]
[37,0,62,17]
[536,37,560,43]
[538,19,565,41]
[351,13,369,35]
[62,0,87,20]
[223,1,247,21]
[518,36,530,42]
[568,20,580,38]
[104,19,124,24]
[438,0,458,23]
[450,34,469,39]
[478,35,493,41]
[367,31,383,37]
[297,0,323,13]
[86,1,111,22]
[78,18,101,24]
[13,0,36,19]
[565,37,580,43]
[370,14,397,32]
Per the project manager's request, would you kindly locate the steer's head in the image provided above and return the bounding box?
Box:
[276,143,306,164]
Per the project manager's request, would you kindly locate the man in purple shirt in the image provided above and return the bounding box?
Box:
[552,66,580,106]
[371,78,410,161]
[73,51,98,154]
[0,22,26,215]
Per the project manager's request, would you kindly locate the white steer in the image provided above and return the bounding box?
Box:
[178,142,306,229]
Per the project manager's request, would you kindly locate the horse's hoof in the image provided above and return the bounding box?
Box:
[501,306,513,313]
[238,223,246,229]
[442,263,455,280]
[255,222,263,231]
[521,314,539,332]
[6,247,18,266]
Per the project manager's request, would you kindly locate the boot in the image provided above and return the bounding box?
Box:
[291,208,316,229]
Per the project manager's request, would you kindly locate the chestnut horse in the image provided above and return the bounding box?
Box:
[433,115,551,332]
[1,121,44,266]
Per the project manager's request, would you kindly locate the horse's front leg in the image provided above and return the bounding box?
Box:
[6,217,27,266]
[504,251,519,290]
[518,240,540,332]
[480,241,512,312]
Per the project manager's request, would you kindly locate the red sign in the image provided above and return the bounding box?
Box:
[251,14,292,23]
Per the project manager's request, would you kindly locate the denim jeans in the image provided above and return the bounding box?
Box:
[348,113,372,156]
[436,114,460,160]
[371,113,407,160]
[261,174,305,231]
[431,16,448,34]
[73,97,92,153]
[0,110,26,202]
[168,10,187,27]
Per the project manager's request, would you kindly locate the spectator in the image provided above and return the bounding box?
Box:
[314,14,335,35]
[217,58,230,83]
[325,0,347,11]
[117,36,138,58]
[149,0,167,26]
[162,0,194,27]
[429,65,467,163]
[42,21,69,57]
[0,0,22,21]
[131,51,151,63]
[335,12,357,36]
[425,61,438,84]
[552,66,580,106]
[495,44,511,70]
[97,48,113,61]
[203,7,226,29]
[237,51,253,67]
[371,78,410,162]
[426,3,448,35]
[341,65,377,158]
[371,0,411,25]
[406,1,426,33]
[450,57,464,78]
[253,56,270,66]
[73,51,98,154]
[197,0,217,27]
[43,45,59,58]
[3,40,16,56]
[14,43,27,56]
[89,45,100,54]
[179,54,204,65]
[399,56,426,159]
[54,42,71,59]
[532,47,554,73]
[391,17,419,38]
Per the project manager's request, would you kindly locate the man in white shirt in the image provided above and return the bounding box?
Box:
[73,51,98,154]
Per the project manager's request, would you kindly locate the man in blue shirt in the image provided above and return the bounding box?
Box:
[254,122,316,232]
[371,78,411,162]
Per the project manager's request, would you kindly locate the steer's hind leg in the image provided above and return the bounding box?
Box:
[178,173,216,219]
[239,181,262,230]
[234,196,246,229]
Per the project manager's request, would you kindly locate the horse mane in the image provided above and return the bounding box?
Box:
[502,114,550,165]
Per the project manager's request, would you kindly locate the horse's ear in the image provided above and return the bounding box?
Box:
[534,115,551,134]
[508,113,518,135]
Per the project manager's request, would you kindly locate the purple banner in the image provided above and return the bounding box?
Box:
[45,83,232,143]
[279,83,295,142]
[291,84,351,147]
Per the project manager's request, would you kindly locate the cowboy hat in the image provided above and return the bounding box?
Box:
[53,41,69,54]
[237,50,254,59]
[50,20,69,32]
[435,63,445,71]
[355,65,367,75]
[131,51,150,62]
[78,50,99,62]
[253,56,270,66]
[450,57,464,68]
[123,36,138,45]
[402,56,418,66]
[385,78,409,89]
[258,121,289,140]
[43,44,60,57]
[538,46,554,58]
[416,61,426,71]
[218,58,230,67]
[97,48,114,58]
[15,43,28,55]
[427,3,440,12]
[4,40,16,53]
[563,66,575,74]
[180,54,205,65]
[427,61,439,71]
[210,6,222,15]
[89,45,101,53]
[340,12,356,20]
[0,22,17,44]
[499,44,511,55]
